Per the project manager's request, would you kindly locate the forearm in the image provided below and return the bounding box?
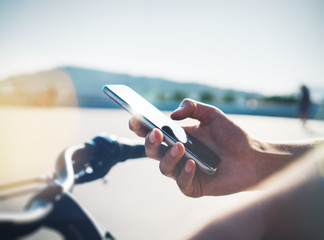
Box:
[259,143,324,239]
[251,139,322,182]
[189,143,324,240]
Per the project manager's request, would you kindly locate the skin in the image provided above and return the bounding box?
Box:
[129,99,315,197]
[189,144,324,239]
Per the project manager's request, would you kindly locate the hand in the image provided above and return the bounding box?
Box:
[129,99,261,197]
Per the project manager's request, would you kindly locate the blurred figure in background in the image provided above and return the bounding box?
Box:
[298,85,311,125]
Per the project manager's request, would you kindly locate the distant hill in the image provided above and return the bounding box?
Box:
[0,66,261,109]
[1,66,323,119]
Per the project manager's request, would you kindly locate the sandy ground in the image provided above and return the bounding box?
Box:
[1,107,324,240]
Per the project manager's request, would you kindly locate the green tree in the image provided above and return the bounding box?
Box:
[172,91,187,102]
[200,91,215,103]
[263,95,298,104]
[223,92,236,103]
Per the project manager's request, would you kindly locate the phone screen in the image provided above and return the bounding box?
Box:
[103,84,221,174]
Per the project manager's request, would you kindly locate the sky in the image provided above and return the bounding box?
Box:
[0,0,323,97]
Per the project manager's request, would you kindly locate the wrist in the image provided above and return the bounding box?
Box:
[249,140,298,183]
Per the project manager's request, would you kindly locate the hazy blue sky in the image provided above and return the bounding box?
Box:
[0,0,323,96]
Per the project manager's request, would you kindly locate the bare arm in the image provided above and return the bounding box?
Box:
[251,140,317,183]
[189,143,324,239]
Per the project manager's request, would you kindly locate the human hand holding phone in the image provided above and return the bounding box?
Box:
[103,84,221,174]
[130,99,262,197]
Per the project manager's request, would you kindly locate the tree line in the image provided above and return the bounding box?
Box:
[155,90,299,104]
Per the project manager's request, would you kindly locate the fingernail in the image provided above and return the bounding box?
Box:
[170,144,179,157]
[149,131,156,143]
[185,160,192,173]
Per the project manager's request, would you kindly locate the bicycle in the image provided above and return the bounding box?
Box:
[0,133,146,239]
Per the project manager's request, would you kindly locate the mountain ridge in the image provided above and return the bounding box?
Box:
[0,66,261,108]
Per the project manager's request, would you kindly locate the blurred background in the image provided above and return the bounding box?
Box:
[0,1,324,239]
[0,0,323,117]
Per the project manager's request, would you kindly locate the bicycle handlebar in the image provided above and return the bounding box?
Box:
[0,133,146,239]
[57,143,82,191]
[74,133,146,184]
[0,143,84,238]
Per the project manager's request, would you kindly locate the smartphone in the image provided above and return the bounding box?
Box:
[103,84,221,174]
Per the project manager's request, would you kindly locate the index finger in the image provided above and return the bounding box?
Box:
[129,117,150,138]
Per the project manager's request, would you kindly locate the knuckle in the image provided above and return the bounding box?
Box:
[182,98,194,106]
[159,161,168,176]
[176,177,185,189]
[176,181,191,197]
[144,146,158,159]
[144,148,152,158]
[182,98,191,104]
[176,169,188,189]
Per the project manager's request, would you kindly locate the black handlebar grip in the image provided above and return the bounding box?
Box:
[74,133,145,184]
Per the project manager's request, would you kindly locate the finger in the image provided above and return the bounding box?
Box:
[171,99,225,125]
[129,117,150,137]
[144,128,166,160]
[176,159,197,197]
[159,142,185,178]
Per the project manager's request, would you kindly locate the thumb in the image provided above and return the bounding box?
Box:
[171,99,224,125]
